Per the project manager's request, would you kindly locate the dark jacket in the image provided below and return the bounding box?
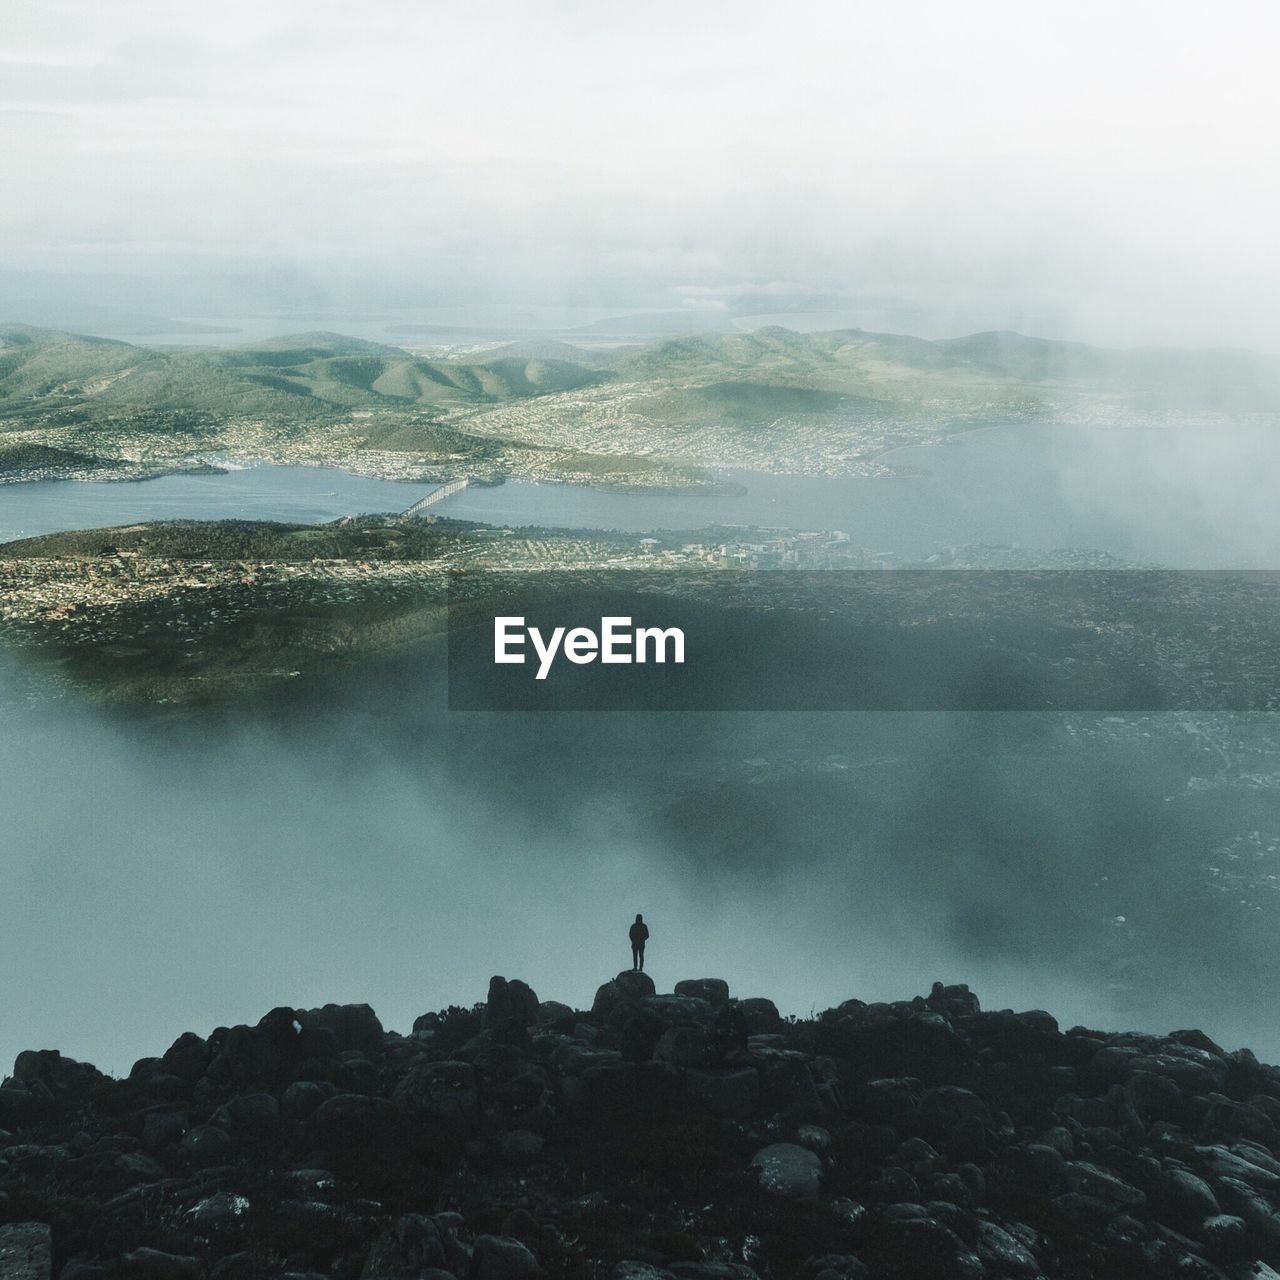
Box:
[629,922,649,945]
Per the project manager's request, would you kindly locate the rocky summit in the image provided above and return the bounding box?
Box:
[3,976,1280,1280]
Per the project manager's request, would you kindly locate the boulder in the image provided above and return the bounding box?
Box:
[1199,1097,1276,1147]
[973,1222,1039,1277]
[1199,1213,1246,1252]
[1158,1166,1219,1227]
[392,1060,479,1129]
[161,1033,211,1084]
[281,1080,329,1119]
[180,1124,234,1166]
[11,1050,102,1094]
[619,1012,667,1064]
[0,1088,37,1128]
[361,1214,448,1277]
[307,1092,396,1146]
[500,1129,545,1160]
[0,1223,51,1280]
[1063,1160,1147,1209]
[736,998,782,1033]
[674,979,730,1007]
[120,1250,203,1280]
[470,1234,540,1279]
[211,1092,280,1137]
[141,1109,187,1151]
[592,971,657,1019]
[686,1067,760,1119]
[537,1001,575,1026]
[712,1005,750,1059]
[485,977,541,1030]
[750,1142,822,1198]
[300,1003,384,1056]
[691,1064,757,1116]
[637,995,713,1025]
[186,1192,250,1229]
[652,1025,715,1070]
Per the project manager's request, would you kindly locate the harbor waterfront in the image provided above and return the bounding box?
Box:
[5,422,1280,567]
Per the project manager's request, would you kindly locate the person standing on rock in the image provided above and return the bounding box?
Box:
[629,913,650,971]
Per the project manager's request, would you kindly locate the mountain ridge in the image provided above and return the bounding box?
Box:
[3,974,1279,1279]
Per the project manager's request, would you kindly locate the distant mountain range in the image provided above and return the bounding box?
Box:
[3,322,1279,488]
[5,323,1280,422]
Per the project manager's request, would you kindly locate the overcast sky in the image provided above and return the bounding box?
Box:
[3,1,1279,345]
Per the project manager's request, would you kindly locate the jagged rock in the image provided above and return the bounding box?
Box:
[750,1142,821,1198]
[674,979,730,1007]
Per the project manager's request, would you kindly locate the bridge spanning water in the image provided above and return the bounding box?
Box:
[401,477,469,517]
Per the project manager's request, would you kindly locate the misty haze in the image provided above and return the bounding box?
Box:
[5,5,1280,1278]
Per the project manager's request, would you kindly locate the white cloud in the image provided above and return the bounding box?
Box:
[2,1,1279,346]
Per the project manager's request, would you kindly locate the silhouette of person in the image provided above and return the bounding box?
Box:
[629,913,650,971]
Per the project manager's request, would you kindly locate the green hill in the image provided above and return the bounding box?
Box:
[0,326,608,422]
